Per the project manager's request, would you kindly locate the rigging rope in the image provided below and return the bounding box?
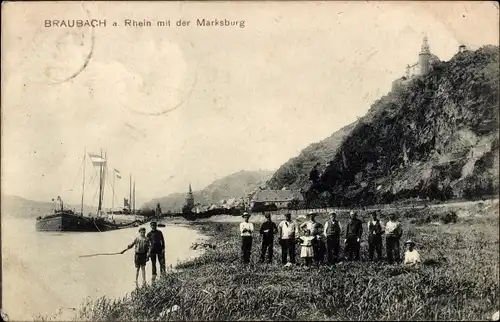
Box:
[70,156,85,193]
[92,218,102,232]
[84,170,97,195]
[105,172,118,209]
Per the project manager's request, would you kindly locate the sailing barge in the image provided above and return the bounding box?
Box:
[35,206,143,232]
[35,151,143,232]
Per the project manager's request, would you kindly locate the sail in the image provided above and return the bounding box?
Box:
[88,153,107,166]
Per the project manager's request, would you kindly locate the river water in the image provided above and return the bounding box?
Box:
[1,217,205,321]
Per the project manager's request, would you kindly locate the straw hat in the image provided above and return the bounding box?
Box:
[404,240,415,246]
[242,212,250,218]
[307,211,316,217]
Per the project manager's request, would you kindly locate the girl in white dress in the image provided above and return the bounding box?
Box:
[298,229,315,266]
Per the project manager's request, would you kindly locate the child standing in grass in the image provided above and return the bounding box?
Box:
[403,240,421,267]
[298,229,315,267]
[121,227,150,286]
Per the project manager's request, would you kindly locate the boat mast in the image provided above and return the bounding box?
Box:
[112,168,115,212]
[129,174,132,213]
[132,180,136,214]
[80,149,86,215]
[102,150,108,214]
[97,149,103,215]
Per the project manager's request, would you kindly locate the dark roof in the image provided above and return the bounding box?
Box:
[252,190,303,202]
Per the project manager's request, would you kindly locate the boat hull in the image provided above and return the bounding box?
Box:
[35,213,100,232]
[36,212,145,232]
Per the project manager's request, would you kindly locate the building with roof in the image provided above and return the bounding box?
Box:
[458,44,468,54]
[250,189,304,209]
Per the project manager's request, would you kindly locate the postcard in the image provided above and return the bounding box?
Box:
[1,1,499,321]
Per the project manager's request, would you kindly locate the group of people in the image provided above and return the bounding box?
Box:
[239,210,421,267]
[121,221,167,286]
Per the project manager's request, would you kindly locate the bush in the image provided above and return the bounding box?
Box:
[440,211,458,224]
[251,203,278,213]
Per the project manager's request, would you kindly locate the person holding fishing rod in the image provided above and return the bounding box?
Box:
[121,227,151,287]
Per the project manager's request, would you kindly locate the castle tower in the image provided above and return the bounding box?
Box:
[418,36,431,75]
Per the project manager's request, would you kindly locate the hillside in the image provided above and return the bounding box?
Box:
[143,170,273,212]
[272,46,499,206]
[267,122,357,190]
[1,195,97,218]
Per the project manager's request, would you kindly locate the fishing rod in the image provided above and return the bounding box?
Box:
[79,252,122,258]
[79,222,166,257]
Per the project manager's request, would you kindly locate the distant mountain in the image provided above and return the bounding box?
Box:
[270,45,499,206]
[143,170,274,212]
[1,194,96,218]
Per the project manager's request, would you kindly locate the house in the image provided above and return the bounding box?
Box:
[250,189,304,209]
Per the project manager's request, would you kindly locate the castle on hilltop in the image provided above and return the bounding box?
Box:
[404,37,441,79]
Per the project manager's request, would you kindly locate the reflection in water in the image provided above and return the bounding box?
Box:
[2,217,205,321]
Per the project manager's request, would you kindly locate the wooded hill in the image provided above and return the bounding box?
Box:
[269,46,499,207]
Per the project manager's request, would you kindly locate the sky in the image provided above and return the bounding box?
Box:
[1,1,499,207]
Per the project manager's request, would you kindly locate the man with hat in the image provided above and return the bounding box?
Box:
[239,212,254,264]
[323,212,342,264]
[278,213,299,265]
[403,240,421,266]
[147,221,166,281]
[344,211,363,261]
[259,213,278,263]
[300,211,324,264]
[367,211,384,261]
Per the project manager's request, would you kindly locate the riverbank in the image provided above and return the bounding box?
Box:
[1,218,207,321]
[76,201,499,320]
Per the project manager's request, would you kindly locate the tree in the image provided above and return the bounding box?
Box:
[287,198,301,210]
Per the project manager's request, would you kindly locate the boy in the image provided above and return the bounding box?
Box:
[121,227,150,286]
[147,221,166,281]
[403,240,421,267]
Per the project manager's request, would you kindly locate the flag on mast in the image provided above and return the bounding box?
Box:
[114,168,122,179]
[88,153,107,166]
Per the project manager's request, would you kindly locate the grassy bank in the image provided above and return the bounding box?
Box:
[76,204,499,321]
